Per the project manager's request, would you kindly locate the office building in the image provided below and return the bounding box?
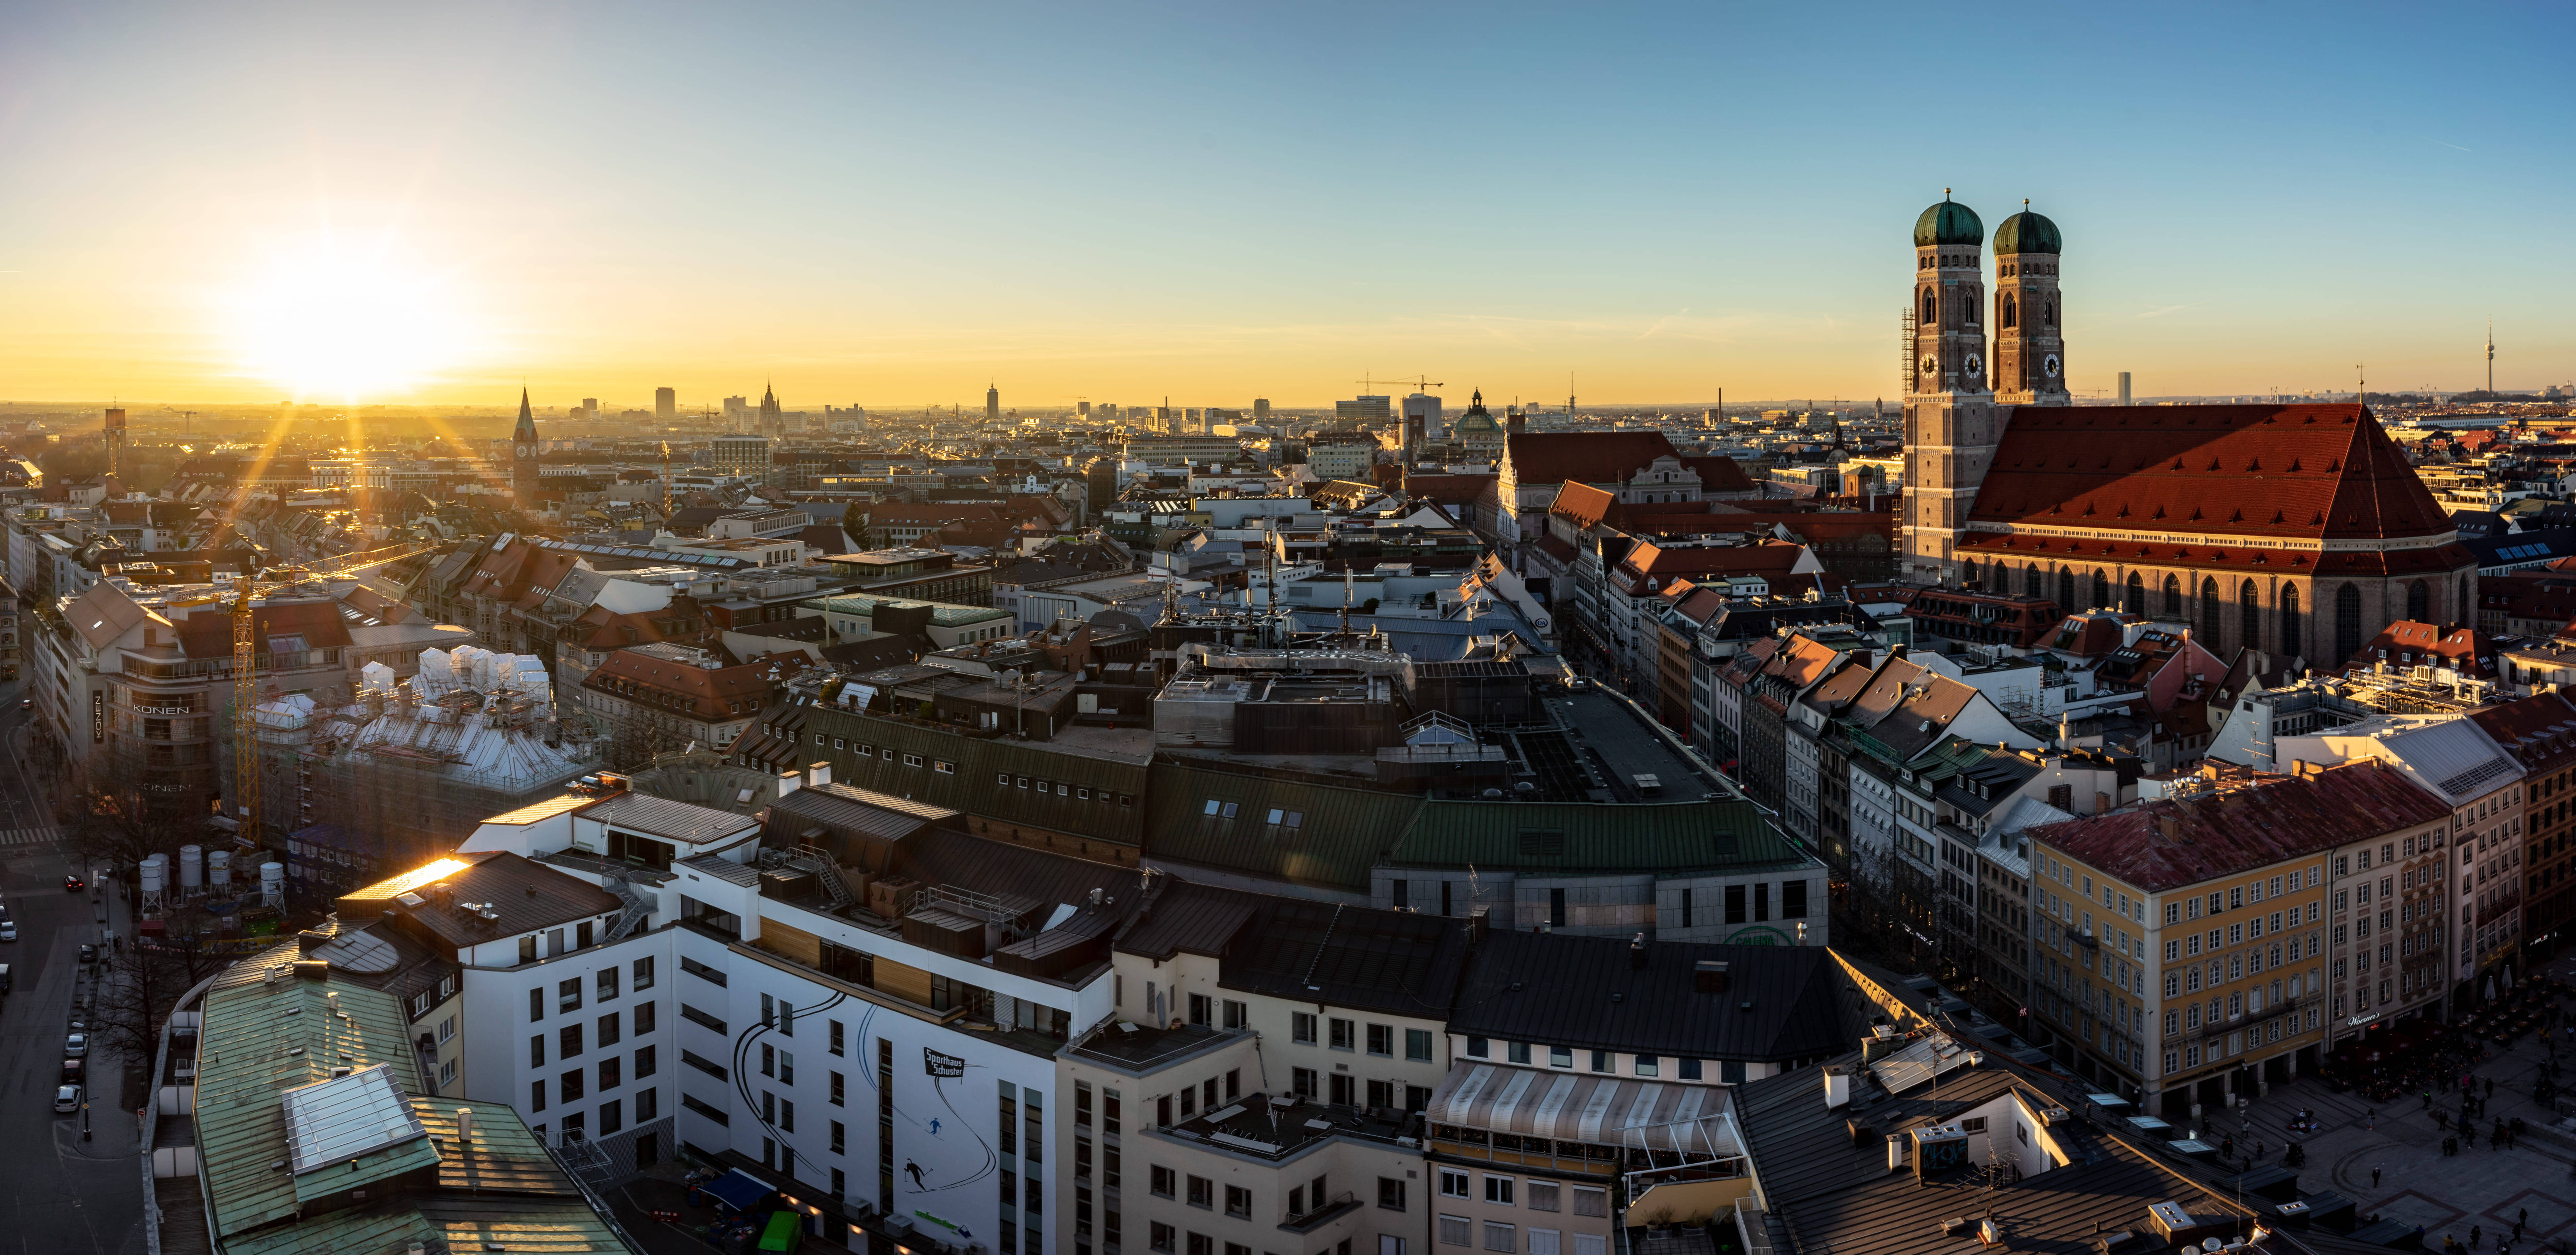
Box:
[657,387,677,420]
[988,383,1002,423]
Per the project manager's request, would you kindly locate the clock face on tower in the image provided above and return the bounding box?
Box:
[1920,355,1940,380]
[1963,354,1983,379]
[2042,354,2062,378]
[517,444,531,459]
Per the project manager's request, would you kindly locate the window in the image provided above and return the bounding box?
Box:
[1330,1019,1355,1050]
[831,1071,845,1105]
[1485,1177,1515,1205]
[1466,1036,1487,1059]
[780,1099,795,1133]
[1527,1183,1559,1213]
[1151,1224,1177,1254]
[561,1068,585,1102]
[1293,1068,1318,1098]
[530,1034,546,1067]
[599,1055,622,1092]
[831,1120,847,1155]
[1547,1046,1570,1068]
[1635,1055,1659,1077]
[635,1045,657,1079]
[1439,1168,1470,1199]
[558,978,582,1013]
[680,956,727,986]
[634,1001,656,1034]
[599,1012,622,1048]
[1530,1234,1560,1255]
[1152,1166,1178,1199]
[633,956,655,990]
[520,935,538,964]
[561,1024,584,1059]
[1188,1175,1214,1210]
[1367,1024,1393,1056]
[682,1050,727,1080]
[1223,1000,1248,1030]
[1441,1217,1473,1248]
[1590,1050,1612,1073]
[1379,1177,1407,1211]
[1293,1014,1318,1044]
[830,1019,844,1056]
[1678,1059,1703,1081]
[597,966,620,1002]
[1485,1223,1517,1253]
[1226,1186,1252,1219]
[530,1079,546,1112]
[1571,1188,1608,1218]
[529,987,545,1023]
[1406,1028,1433,1061]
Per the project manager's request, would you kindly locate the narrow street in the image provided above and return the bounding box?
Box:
[0,690,148,1254]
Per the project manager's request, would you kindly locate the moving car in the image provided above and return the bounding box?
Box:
[64,1032,86,1058]
[53,1085,80,1114]
[77,943,97,964]
[63,875,83,891]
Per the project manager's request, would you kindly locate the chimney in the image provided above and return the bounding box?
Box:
[778,769,802,797]
[454,1107,475,1144]
[1824,1064,1852,1110]
[1628,932,1649,970]
[1695,959,1731,993]
[292,959,330,981]
[1860,1025,1901,1063]
[1467,905,1490,947]
[809,761,833,788]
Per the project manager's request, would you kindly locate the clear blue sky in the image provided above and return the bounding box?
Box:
[1,1,2568,406]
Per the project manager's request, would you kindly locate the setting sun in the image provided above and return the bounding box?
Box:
[227,238,472,403]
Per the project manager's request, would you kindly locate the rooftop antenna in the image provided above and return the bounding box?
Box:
[2487,319,2496,396]
[1341,567,1354,638]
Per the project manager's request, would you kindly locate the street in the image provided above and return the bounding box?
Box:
[0,691,146,1255]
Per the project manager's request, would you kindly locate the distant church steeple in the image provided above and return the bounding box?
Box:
[759,379,781,436]
[512,388,541,508]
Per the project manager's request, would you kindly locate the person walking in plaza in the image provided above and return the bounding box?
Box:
[2373,1166,2383,1188]
[2473,1223,2483,1249]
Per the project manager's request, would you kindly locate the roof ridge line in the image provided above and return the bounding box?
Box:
[1298,902,1346,988]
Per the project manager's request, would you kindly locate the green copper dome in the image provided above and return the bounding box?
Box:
[1994,208,2061,255]
[1913,197,1984,247]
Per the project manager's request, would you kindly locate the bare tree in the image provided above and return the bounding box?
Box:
[90,930,222,1064]
[58,753,201,877]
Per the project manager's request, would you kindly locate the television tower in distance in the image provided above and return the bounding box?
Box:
[2488,319,2496,395]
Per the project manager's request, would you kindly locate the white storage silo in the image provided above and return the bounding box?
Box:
[208,850,232,888]
[179,844,204,890]
[261,861,285,901]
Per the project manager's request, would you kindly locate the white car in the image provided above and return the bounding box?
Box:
[63,1033,86,1058]
[53,1085,80,1114]
[0,921,15,941]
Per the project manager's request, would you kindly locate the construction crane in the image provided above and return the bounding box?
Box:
[1355,375,1443,394]
[230,540,445,843]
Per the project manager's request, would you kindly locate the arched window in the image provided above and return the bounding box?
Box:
[1923,288,1937,324]
[2163,574,2183,617]
[2124,572,2145,615]
[2059,567,2076,611]
[2201,577,2221,643]
[2280,584,2303,659]
[1961,557,1979,587]
[2241,579,2263,652]
[2000,293,2017,329]
[2460,575,2470,620]
[2026,564,2042,598]
[2407,580,2430,622]
[2092,570,2111,610]
[2335,583,2364,661]
[2044,302,2056,327]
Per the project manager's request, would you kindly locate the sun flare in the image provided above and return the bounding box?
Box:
[229,239,471,402]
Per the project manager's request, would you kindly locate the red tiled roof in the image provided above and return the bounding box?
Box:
[1506,432,1680,486]
[175,599,355,660]
[2028,759,2448,890]
[582,647,809,722]
[2348,619,2497,678]
[2465,692,2576,768]
[1548,482,1618,530]
[1961,405,2463,570]
[1682,455,1758,494]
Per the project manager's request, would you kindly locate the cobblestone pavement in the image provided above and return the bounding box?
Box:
[2201,965,2576,1252]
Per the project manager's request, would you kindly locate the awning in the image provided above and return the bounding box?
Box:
[704,1168,776,1213]
[1425,1063,1738,1157]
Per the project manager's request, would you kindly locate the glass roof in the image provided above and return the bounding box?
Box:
[282,1063,426,1175]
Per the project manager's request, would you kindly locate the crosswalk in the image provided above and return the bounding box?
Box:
[0,825,60,848]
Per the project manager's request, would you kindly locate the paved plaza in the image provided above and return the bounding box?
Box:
[2208,959,2576,1252]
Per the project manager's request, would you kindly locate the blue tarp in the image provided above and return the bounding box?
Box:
[705,1168,775,1213]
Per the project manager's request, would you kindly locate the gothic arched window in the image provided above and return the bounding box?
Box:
[2045,302,2056,327]
[2059,567,2077,611]
[2201,577,2221,643]
[1923,288,1937,324]
[2241,579,2263,652]
[2026,564,2042,598]
[2163,574,2182,617]
[2123,572,2145,615]
[2335,583,2364,662]
[2407,580,2430,622]
[2281,584,2303,659]
[2000,293,2017,329]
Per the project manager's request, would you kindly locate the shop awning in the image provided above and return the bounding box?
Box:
[1426,1062,1738,1157]
[705,1168,776,1213]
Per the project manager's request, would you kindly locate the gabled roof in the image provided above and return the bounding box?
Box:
[1505,431,1681,486]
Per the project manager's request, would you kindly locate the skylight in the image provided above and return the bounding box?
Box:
[281,1063,425,1175]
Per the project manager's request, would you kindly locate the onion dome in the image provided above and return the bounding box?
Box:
[1994,204,2062,255]
[1914,192,1984,247]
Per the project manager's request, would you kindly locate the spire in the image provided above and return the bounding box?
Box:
[513,387,539,443]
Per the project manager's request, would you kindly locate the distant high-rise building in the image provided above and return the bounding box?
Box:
[723,395,749,424]
[1403,392,1443,442]
[1077,400,1091,417]
[1336,395,1391,424]
[986,383,1001,423]
[655,387,676,420]
[581,398,600,421]
[103,407,126,481]
[1252,398,1270,422]
[2118,371,2132,404]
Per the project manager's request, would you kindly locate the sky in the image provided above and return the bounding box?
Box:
[1,2,2570,411]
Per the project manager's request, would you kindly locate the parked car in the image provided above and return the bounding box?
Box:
[77,943,96,964]
[0,922,14,942]
[64,1033,86,1058]
[59,1058,82,1084]
[53,1085,80,1114]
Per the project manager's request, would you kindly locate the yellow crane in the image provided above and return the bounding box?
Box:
[230,540,445,842]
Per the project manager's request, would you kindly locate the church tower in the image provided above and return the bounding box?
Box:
[512,388,540,509]
[758,380,782,437]
[1903,192,2001,581]
[1992,201,2069,406]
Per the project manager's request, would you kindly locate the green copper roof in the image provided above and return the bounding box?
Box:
[1994,209,2062,255]
[1914,198,1984,247]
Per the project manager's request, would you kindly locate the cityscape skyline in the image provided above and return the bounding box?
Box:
[2,4,2569,405]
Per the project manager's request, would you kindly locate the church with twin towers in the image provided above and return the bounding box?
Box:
[1898,192,2475,670]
